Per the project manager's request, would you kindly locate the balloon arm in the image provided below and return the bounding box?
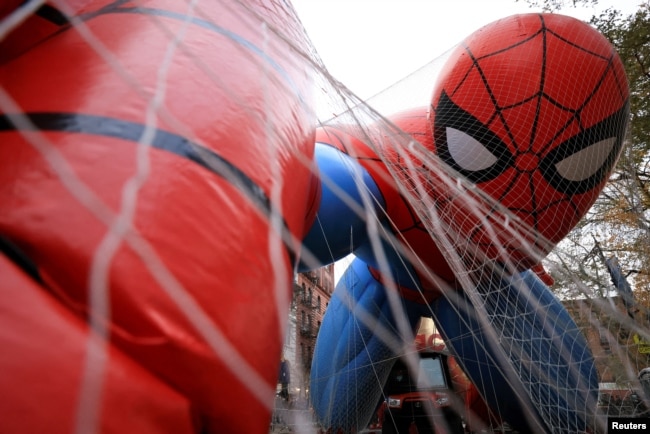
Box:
[297,143,385,271]
[432,270,598,433]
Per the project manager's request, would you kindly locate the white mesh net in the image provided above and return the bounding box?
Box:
[0,2,648,434]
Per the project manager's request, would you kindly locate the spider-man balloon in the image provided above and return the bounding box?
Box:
[0,3,630,433]
[306,13,629,433]
[430,13,629,269]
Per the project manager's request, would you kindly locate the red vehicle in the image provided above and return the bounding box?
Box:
[366,331,501,434]
[374,351,464,434]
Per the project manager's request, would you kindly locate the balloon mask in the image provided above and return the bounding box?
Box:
[428,13,629,270]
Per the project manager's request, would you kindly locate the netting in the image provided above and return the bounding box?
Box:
[0,2,648,434]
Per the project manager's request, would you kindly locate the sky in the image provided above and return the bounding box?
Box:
[291,0,643,101]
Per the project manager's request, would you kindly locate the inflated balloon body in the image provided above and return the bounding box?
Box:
[0,4,630,434]
[0,1,314,433]
[306,13,629,433]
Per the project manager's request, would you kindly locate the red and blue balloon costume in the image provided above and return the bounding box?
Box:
[0,2,629,433]
[303,13,629,433]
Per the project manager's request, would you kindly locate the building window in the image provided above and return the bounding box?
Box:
[599,326,611,353]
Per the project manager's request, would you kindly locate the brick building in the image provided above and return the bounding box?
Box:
[281,264,335,401]
[563,295,650,385]
[563,295,650,417]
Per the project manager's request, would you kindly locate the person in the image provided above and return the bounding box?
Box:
[278,355,291,401]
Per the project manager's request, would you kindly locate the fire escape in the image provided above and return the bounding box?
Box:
[296,273,322,372]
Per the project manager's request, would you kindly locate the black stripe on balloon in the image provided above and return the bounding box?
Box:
[0,235,44,285]
[0,112,296,262]
[34,4,70,26]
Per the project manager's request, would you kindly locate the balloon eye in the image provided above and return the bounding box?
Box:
[446,127,499,172]
[434,91,513,183]
[554,137,617,182]
[539,105,627,195]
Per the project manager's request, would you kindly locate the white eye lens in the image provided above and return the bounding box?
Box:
[554,137,617,182]
[446,127,498,171]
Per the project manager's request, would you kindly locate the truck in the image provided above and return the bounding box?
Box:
[378,351,464,434]
[365,323,501,434]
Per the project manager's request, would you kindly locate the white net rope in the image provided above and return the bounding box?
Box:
[1,1,648,434]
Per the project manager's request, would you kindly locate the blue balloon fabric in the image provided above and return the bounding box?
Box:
[311,260,598,433]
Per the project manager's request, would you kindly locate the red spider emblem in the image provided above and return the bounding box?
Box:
[428,13,629,267]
